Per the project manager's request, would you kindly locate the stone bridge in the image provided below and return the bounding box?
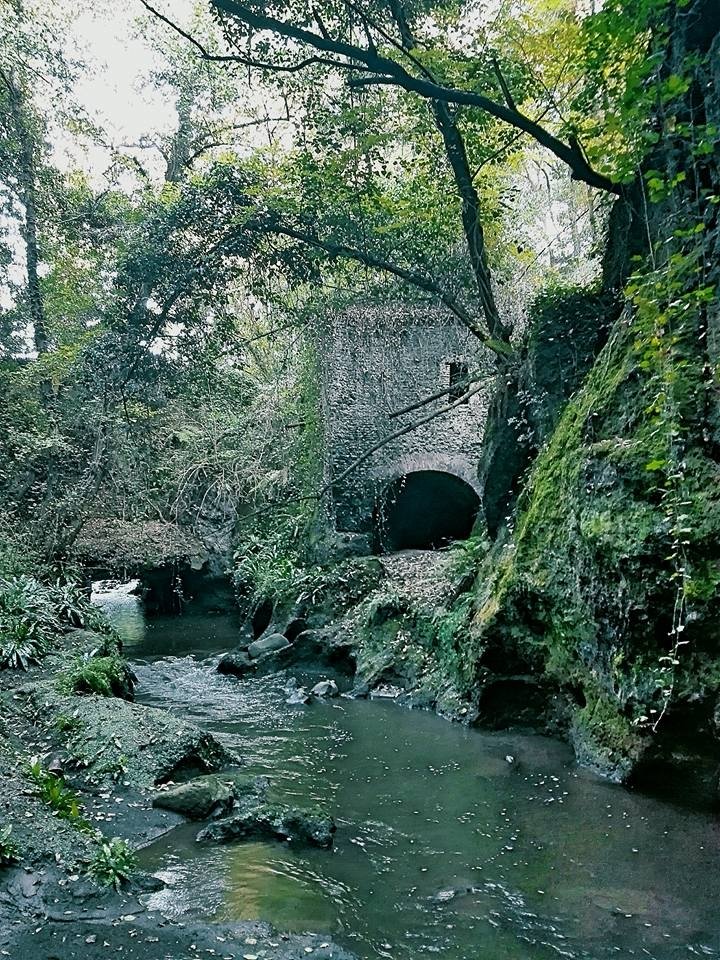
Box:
[317,304,493,551]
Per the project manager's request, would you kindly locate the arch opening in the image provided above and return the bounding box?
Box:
[374,470,480,552]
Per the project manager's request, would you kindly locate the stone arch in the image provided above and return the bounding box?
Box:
[372,464,482,552]
[368,453,482,499]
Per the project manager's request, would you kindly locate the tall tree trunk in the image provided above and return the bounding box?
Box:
[387,1,507,345]
[2,70,49,354]
[19,128,48,354]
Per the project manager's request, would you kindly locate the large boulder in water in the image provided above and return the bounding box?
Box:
[197,802,335,849]
[152,773,267,820]
[152,775,236,819]
[247,633,290,659]
[311,679,339,698]
[217,649,255,676]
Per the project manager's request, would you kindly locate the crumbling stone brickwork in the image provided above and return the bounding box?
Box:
[317,304,493,540]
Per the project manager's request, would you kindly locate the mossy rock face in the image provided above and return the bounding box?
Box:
[465,298,720,787]
[570,694,645,782]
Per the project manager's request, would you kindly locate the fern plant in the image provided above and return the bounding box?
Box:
[87,838,136,891]
[27,756,83,822]
[0,574,115,670]
[58,654,131,698]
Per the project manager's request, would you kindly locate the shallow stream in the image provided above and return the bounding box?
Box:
[95,584,720,960]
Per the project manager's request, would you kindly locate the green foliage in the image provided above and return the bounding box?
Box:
[58,654,130,698]
[54,713,83,734]
[0,574,112,669]
[572,685,644,770]
[446,536,488,582]
[464,152,720,749]
[234,533,305,607]
[232,344,329,608]
[0,825,19,866]
[26,757,84,823]
[0,576,59,668]
[86,837,136,891]
[0,516,39,580]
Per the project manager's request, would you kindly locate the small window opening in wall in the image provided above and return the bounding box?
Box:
[448,361,470,402]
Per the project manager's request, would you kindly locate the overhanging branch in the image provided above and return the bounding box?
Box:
[210,0,621,195]
[255,220,497,345]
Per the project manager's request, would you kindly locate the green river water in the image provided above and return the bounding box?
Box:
[94,583,720,960]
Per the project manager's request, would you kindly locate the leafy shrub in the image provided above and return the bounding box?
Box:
[49,580,90,628]
[87,837,136,891]
[233,532,305,606]
[58,653,132,698]
[0,825,19,866]
[0,622,45,669]
[447,535,488,580]
[0,574,114,670]
[0,576,59,668]
[27,756,84,822]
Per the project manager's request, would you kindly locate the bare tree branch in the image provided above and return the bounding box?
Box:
[328,382,487,490]
[389,370,494,418]
[139,0,354,74]
[382,1,507,341]
[240,380,489,521]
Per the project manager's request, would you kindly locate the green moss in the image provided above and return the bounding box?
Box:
[464,274,720,759]
[54,713,83,734]
[571,687,644,779]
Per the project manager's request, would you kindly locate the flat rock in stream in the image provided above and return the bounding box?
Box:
[62,696,235,788]
[153,773,267,820]
[197,802,336,849]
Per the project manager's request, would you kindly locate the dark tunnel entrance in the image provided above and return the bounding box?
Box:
[374,470,481,552]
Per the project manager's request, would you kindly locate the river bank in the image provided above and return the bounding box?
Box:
[0,606,355,960]
[1,582,719,960]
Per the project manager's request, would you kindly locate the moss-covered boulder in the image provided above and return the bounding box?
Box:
[152,773,265,820]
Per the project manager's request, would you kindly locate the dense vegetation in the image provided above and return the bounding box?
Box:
[1,0,719,804]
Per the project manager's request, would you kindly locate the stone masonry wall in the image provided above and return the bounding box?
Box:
[317,304,493,534]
